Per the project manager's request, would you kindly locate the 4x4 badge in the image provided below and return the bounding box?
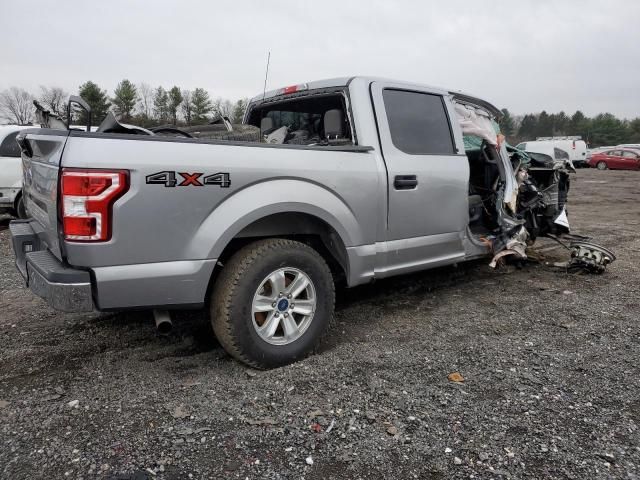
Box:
[145,171,231,188]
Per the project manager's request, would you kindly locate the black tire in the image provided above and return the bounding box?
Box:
[15,194,27,219]
[211,238,335,369]
[596,161,608,170]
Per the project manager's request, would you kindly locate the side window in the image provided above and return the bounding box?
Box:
[610,150,622,156]
[554,147,570,160]
[382,89,455,155]
[622,150,638,158]
[0,131,21,157]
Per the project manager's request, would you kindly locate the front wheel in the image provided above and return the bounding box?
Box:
[211,239,335,369]
[596,161,608,170]
[15,195,27,219]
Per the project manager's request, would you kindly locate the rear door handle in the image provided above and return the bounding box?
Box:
[394,175,418,190]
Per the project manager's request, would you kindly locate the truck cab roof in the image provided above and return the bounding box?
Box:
[251,76,501,117]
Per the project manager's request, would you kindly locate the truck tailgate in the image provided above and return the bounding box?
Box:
[17,129,70,261]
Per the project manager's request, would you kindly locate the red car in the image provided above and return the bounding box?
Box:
[588,148,640,170]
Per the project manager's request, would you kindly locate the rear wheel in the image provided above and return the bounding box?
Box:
[596,161,608,170]
[211,238,335,369]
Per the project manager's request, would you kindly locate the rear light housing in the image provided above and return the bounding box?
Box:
[279,83,309,95]
[61,169,129,242]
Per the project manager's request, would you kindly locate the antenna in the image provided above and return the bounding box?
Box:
[262,51,271,101]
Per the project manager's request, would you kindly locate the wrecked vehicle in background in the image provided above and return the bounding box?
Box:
[10,77,613,368]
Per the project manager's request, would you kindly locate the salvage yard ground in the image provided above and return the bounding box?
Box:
[1,168,639,479]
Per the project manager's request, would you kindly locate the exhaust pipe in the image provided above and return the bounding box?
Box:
[153,309,173,335]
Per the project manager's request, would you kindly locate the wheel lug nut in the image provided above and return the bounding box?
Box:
[275,312,279,317]
[272,302,276,307]
[290,303,295,308]
[284,313,288,317]
[287,294,292,299]
[278,293,283,298]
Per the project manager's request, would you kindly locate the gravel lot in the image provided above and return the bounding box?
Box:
[1,168,639,479]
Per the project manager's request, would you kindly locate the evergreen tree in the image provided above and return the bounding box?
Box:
[628,118,640,143]
[78,81,110,126]
[153,87,169,124]
[168,86,183,125]
[112,79,138,122]
[536,111,553,138]
[191,88,212,125]
[590,113,628,146]
[517,114,538,141]
[498,108,515,137]
[553,111,569,135]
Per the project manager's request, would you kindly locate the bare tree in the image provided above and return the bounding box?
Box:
[0,87,34,124]
[137,82,154,120]
[180,90,192,126]
[39,86,68,119]
[213,97,233,118]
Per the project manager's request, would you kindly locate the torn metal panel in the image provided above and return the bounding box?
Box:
[489,226,529,268]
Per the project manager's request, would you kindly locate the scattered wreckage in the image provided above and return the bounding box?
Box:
[12,77,615,368]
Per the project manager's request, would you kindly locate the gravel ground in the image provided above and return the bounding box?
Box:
[1,168,639,479]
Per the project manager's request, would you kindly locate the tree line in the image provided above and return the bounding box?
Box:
[0,80,249,128]
[2,82,639,147]
[499,108,640,147]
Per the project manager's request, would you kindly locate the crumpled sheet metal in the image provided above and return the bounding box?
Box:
[489,226,529,268]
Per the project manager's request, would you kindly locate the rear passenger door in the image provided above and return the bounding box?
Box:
[370,82,468,275]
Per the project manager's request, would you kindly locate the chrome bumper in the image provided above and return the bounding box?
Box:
[9,220,94,312]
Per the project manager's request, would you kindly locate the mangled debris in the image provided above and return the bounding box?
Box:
[453,98,615,273]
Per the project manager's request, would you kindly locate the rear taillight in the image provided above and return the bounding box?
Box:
[61,169,129,241]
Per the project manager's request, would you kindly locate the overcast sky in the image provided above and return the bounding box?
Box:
[2,0,639,118]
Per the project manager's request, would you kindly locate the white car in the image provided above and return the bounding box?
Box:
[0,125,37,218]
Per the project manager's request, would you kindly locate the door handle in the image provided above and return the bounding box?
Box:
[394,175,418,190]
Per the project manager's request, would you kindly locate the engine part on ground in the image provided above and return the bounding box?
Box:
[545,234,616,274]
[565,241,617,274]
[153,309,173,335]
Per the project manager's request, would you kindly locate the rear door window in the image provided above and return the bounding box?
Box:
[554,147,570,160]
[622,150,638,158]
[0,131,21,157]
[382,89,454,155]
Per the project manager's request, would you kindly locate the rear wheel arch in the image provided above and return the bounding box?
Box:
[214,212,349,286]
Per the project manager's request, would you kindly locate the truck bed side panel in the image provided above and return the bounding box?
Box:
[60,136,381,305]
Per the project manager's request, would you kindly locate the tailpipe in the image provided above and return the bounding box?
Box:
[153,309,173,335]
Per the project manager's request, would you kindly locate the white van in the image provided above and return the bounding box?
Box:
[0,125,37,218]
[516,137,588,167]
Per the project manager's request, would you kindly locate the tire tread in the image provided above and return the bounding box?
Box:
[211,238,334,368]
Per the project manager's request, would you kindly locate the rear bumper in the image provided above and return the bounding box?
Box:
[9,220,94,312]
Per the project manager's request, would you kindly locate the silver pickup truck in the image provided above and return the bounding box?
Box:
[10,76,572,368]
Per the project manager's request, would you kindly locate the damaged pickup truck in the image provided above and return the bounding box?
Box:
[10,77,599,368]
